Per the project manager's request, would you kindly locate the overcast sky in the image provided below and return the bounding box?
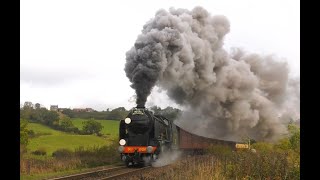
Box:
[20,0,300,111]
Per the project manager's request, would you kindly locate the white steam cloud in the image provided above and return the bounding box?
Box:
[152,150,182,167]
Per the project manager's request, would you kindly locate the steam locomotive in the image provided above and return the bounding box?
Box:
[118,107,178,166]
[118,107,238,167]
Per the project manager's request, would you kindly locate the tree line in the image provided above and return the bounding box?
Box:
[21,102,182,121]
[20,101,182,141]
[62,107,129,120]
[20,102,105,137]
[61,106,181,120]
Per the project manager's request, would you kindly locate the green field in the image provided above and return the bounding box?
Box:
[27,122,118,155]
[28,123,62,135]
[71,118,120,136]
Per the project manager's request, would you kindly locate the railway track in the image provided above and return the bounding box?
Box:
[47,165,153,180]
[98,166,152,180]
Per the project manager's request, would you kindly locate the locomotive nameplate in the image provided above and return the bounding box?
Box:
[123,146,156,153]
[133,110,144,115]
[235,143,249,149]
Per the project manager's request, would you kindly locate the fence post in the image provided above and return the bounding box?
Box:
[224,155,227,175]
[27,160,31,175]
[212,156,214,167]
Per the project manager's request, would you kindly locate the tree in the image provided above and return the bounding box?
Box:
[288,123,300,151]
[20,119,29,146]
[156,106,181,120]
[21,102,35,120]
[23,101,34,110]
[107,107,128,120]
[59,117,77,132]
[82,119,103,135]
[31,108,59,125]
[275,123,300,152]
[61,108,74,118]
[112,107,127,112]
[43,111,59,125]
[31,108,48,122]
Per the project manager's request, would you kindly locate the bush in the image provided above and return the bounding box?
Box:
[52,148,73,158]
[59,117,77,131]
[32,148,47,156]
[82,119,103,135]
[20,119,29,146]
[27,130,35,137]
[288,124,300,152]
[251,142,274,153]
[20,144,27,159]
[206,144,233,157]
[73,139,120,167]
[274,138,291,151]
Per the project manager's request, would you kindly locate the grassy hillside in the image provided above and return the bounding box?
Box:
[71,118,120,137]
[28,123,62,135]
[28,123,112,155]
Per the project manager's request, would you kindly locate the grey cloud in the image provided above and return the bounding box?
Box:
[20,66,94,87]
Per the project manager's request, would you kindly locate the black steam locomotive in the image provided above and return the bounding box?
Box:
[118,107,178,166]
[118,107,240,167]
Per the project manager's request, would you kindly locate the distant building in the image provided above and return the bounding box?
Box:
[50,105,58,111]
[73,108,95,112]
[58,108,69,112]
[86,108,94,112]
[40,104,47,109]
[73,108,85,112]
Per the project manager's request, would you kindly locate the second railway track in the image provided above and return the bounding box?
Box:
[48,165,153,180]
[98,166,152,180]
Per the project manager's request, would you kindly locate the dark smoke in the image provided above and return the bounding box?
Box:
[125,26,182,107]
[125,7,299,141]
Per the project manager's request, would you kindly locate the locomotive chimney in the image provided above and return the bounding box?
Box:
[136,106,145,109]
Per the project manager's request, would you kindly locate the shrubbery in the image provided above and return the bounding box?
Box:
[20,105,109,135]
[82,119,103,135]
[71,139,119,167]
[21,139,120,175]
[206,144,233,157]
[32,147,47,156]
[202,123,300,179]
[52,148,73,159]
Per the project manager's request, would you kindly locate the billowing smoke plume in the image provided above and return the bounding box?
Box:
[125,6,299,141]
